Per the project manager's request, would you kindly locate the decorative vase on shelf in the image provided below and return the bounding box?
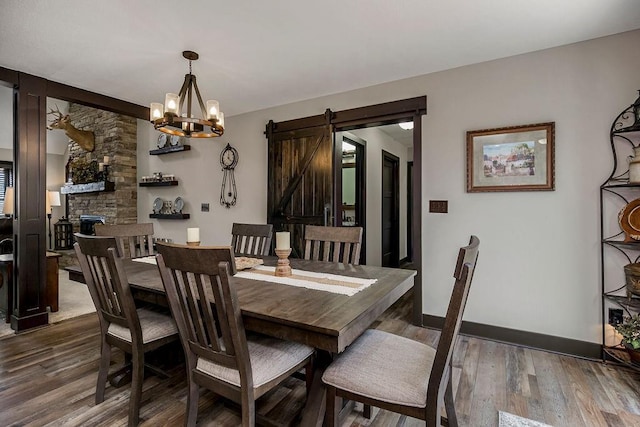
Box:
[629,146,640,183]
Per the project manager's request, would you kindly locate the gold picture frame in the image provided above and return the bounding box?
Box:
[466,122,555,192]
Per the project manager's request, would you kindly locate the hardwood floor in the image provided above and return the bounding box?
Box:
[1,291,639,426]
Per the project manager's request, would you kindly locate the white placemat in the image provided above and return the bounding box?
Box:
[235,265,376,296]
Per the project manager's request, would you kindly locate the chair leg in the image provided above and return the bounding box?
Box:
[305,358,314,396]
[128,350,144,427]
[325,386,338,427]
[241,390,256,427]
[185,376,200,427]
[444,372,458,427]
[96,340,111,404]
[363,403,372,419]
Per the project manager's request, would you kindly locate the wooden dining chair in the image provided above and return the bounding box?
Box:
[303,225,363,265]
[322,235,480,427]
[231,223,273,257]
[94,222,155,259]
[155,243,315,427]
[74,234,179,427]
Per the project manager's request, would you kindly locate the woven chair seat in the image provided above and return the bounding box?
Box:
[197,333,314,388]
[322,329,435,408]
[108,308,178,344]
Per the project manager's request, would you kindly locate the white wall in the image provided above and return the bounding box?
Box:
[137,30,640,344]
[136,121,268,246]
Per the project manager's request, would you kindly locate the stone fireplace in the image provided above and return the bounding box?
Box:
[64,104,137,231]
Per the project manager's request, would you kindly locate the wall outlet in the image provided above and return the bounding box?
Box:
[201,203,210,212]
[608,308,623,326]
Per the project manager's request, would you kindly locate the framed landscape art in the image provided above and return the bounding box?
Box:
[466,122,555,192]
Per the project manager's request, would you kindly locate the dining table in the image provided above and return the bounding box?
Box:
[66,255,416,425]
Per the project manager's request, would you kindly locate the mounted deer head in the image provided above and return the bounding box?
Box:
[47,106,95,152]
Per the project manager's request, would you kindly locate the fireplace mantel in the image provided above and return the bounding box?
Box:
[60,181,115,195]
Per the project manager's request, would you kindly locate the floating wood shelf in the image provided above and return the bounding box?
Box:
[60,181,115,195]
[149,213,190,219]
[149,145,191,155]
[139,181,179,187]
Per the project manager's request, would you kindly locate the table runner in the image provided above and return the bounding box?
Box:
[132,257,376,296]
[235,265,376,296]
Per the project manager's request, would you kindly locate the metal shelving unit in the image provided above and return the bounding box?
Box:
[600,91,640,368]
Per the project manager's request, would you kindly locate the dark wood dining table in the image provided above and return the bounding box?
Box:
[66,256,416,424]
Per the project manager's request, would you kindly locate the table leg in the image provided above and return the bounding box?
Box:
[300,369,326,427]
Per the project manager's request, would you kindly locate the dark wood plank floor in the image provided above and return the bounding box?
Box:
[1,291,640,426]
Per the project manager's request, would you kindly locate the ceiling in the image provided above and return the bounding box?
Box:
[1,1,640,119]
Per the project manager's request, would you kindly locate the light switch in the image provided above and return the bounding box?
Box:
[429,200,448,213]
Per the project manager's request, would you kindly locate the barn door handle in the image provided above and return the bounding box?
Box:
[323,204,331,226]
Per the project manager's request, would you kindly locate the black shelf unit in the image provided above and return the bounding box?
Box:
[139,181,179,187]
[149,213,190,219]
[149,145,191,155]
[600,91,640,368]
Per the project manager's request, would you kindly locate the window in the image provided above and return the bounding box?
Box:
[0,161,14,214]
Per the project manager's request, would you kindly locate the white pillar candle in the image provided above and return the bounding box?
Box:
[275,231,290,250]
[187,227,200,243]
[98,162,104,171]
[103,156,110,165]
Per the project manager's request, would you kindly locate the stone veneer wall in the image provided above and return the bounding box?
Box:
[65,104,137,231]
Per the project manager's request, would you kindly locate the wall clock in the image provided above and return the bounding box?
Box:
[220,143,238,208]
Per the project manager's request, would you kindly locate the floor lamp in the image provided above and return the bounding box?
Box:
[46,191,61,250]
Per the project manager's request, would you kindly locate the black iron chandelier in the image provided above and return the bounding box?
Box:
[149,51,224,138]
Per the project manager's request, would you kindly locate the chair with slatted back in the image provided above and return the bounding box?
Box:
[322,235,480,427]
[303,225,363,265]
[231,223,273,257]
[74,234,178,427]
[94,223,155,259]
[155,243,315,427]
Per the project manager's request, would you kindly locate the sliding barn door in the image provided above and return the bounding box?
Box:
[266,111,333,258]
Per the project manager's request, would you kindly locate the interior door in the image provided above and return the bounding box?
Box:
[266,114,333,258]
[382,150,400,267]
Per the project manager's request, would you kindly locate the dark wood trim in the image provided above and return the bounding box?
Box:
[0,67,19,86]
[381,150,400,268]
[407,161,413,262]
[0,66,150,333]
[12,72,48,331]
[47,80,148,120]
[265,112,329,134]
[412,115,422,325]
[0,65,148,120]
[333,132,342,226]
[332,96,427,126]
[422,314,601,359]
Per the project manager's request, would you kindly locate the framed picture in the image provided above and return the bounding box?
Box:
[466,122,555,192]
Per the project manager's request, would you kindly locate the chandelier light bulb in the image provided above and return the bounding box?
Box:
[206,100,219,120]
[165,93,180,115]
[149,103,163,121]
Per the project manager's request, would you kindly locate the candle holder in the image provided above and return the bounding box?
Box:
[274,248,292,277]
[187,241,200,247]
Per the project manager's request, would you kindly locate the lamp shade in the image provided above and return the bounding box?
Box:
[46,190,61,214]
[3,187,13,215]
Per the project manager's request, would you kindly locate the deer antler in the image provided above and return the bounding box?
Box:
[47,105,64,129]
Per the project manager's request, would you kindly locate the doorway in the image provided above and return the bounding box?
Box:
[266,96,426,325]
[382,150,399,267]
[337,132,366,263]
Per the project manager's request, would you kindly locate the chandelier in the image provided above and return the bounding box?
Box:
[149,51,224,138]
